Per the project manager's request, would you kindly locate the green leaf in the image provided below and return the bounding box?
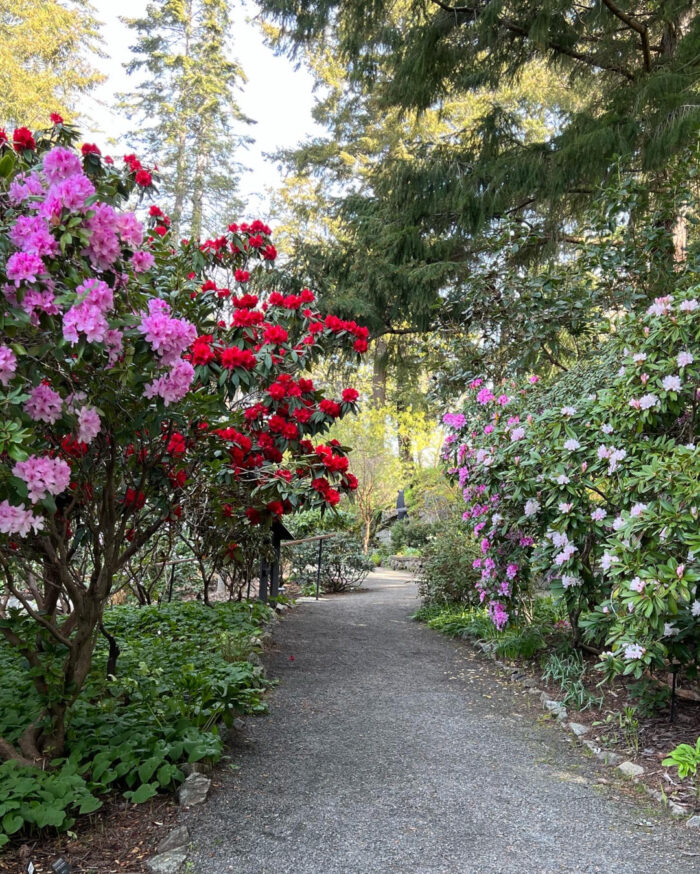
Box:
[125,782,159,804]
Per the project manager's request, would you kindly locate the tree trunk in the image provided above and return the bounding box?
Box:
[372,339,388,405]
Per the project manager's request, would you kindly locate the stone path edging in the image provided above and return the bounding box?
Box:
[476,640,697,826]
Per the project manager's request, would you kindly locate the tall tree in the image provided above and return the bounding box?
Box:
[0,0,104,126]
[121,0,252,238]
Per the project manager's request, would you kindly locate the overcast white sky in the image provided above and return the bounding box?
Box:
[84,0,323,215]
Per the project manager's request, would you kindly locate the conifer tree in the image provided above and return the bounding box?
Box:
[0,0,104,126]
[121,0,251,238]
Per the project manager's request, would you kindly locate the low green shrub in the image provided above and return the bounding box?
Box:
[0,601,272,848]
[288,533,372,593]
[663,737,700,782]
[417,521,482,606]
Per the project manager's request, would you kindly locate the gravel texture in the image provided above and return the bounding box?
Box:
[186,570,700,873]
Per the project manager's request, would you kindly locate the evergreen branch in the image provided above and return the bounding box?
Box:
[600,0,652,72]
[427,0,637,80]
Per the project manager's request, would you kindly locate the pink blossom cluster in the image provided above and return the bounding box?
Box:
[77,406,101,444]
[0,345,17,386]
[143,359,195,406]
[63,278,114,344]
[138,299,197,365]
[0,500,44,537]
[13,455,71,503]
[24,383,63,423]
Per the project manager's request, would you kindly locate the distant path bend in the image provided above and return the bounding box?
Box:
[186,570,699,874]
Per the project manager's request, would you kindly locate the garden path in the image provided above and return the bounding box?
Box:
[185,570,700,873]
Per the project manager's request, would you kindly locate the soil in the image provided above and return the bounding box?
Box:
[0,795,178,874]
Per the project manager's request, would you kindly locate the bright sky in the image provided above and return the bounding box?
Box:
[84,0,323,216]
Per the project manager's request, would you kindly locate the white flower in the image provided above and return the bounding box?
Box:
[554,543,577,565]
[618,366,626,377]
[601,423,614,434]
[591,508,607,522]
[563,438,581,451]
[601,552,617,571]
[629,577,645,593]
[677,351,694,367]
[510,426,526,441]
[561,406,577,416]
[612,515,625,531]
[524,499,540,517]
[623,643,645,660]
[661,374,682,392]
[558,502,573,513]
[549,531,570,548]
[678,299,698,312]
[632,352,647,364]
[556,474,570,485]
[663,623,680,637]
[630,502,647,518]
[639,393,659,410]
[691,601,700,617]
[561,574,582,589]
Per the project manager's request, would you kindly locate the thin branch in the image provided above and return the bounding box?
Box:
[601,0,652,72]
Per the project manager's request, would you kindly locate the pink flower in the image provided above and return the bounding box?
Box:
[116,212,144,247]
[0,500,44,537]
[677,351,694,367]
[138,299,196,364]
[510,427,525,441]
[8,172,44,206]
[143,359,194,406]
[48,173,96,212]
[528,375,539,384]
[0,345,17,386]
[42,147,82,184]
[24,383,63,423]
[661,374,681,392]
[131,250,155,273]
[6,251,45,286]
[77,406,101,444]
[13,455,71,503]
[476,388,495,405]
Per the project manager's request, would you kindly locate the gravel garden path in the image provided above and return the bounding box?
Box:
[186,570,700,873]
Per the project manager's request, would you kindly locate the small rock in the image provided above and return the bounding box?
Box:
[275,603,287,614]
[146,850,187,874]
[527,687,544,695]
[521,678,537,688]
[582,739,622,765]
[618,761,644,779]
[542,697,568,720]
[568,722,590,737]
[158,826,190,854]
[247,651,263,667]
[232,717,245,732]
[686,815,700,828]
[177,772,211,807]
[669,801,687,816]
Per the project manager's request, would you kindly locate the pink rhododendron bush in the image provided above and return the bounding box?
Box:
[442,290,699,685]
[0,120,366,763]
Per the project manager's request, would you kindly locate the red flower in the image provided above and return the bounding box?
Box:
[191,336,215,365]
[234,269,250,283]
[169,469,187,488]
[13,127,36,153]
[166,432,187,457]
[319,399,341,418]
[135,169,153,187]
[124,488,146,510]
[223,504,234,517]
[267,382,287,401]
[81,143,101,156]
[262,325,288,346]
[343,473,359,491]
[354,339,368,353]
[267,500,285,516]
[342,388,359,403]
[0,129,7,147]
[293,407,312,424]
[262,244,277,261]
[325,488,341,507]
[245,507,261,525]
[220,346,257,370]
[50,113,64,125]
[201,279,217,294]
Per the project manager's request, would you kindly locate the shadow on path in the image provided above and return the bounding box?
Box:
[186,570,699,873]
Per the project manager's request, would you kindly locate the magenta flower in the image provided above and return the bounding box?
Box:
[6,251,45,286]
[0,345,17,386]
[24,383,63,423]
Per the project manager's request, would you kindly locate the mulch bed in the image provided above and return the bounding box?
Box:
[0,795,178,874]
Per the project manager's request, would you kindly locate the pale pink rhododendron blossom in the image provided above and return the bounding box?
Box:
[138,299,197,365]
[0,501,44,537]
[24,383,63,423]
[629,577,645,593]
[661,374,681,392]
[0,345,17,385]
[623,643,645,660]
[677,351,694,367]
[13,456,71,503]
[77,406,101,444]
[563,438,580,450]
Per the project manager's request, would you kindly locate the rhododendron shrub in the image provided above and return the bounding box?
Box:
[0,122,366,761]
[442,287,699,683]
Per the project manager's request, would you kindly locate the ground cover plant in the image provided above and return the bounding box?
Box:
[0,600,271,848]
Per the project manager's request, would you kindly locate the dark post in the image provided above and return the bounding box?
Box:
[259,558,269,603]
[315,537,324,601]
[270,527,282,599]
